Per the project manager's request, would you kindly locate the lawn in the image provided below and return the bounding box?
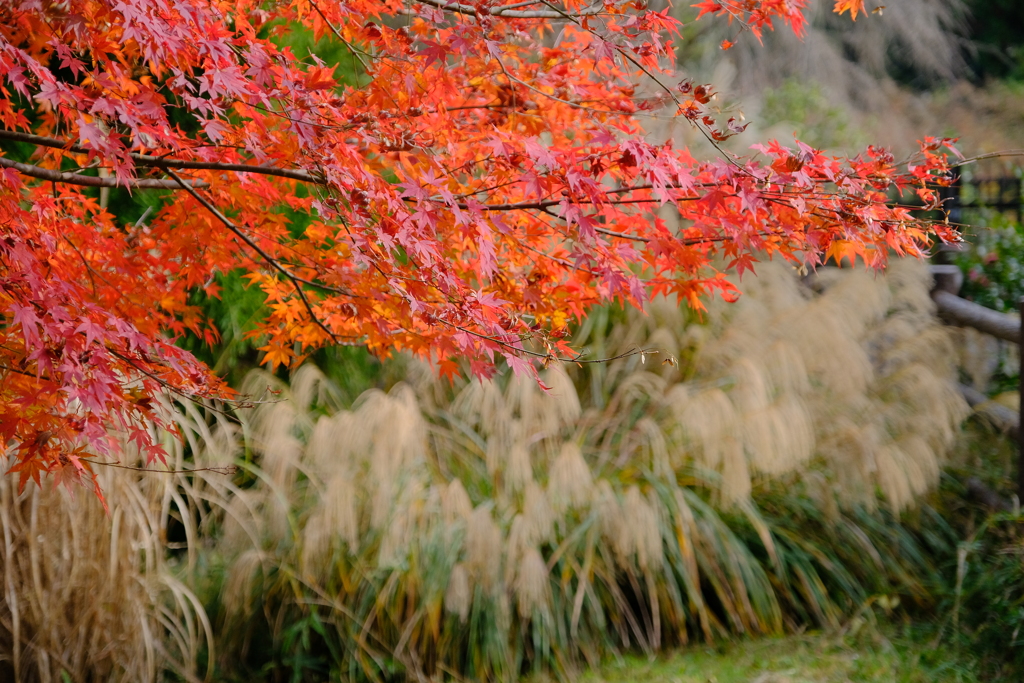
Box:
[579,627,979,683]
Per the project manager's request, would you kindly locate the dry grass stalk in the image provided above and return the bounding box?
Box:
[0,423,214,682]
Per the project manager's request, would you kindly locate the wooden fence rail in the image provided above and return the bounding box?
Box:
[959,383,1020,442]
[933,290,1021,343]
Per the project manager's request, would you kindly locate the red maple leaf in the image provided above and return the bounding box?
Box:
[0,0,961,498]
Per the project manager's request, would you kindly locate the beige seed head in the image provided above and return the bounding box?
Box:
[445,562,472,623]
[875,443,914,514]
[522,481,553,545]
[465,505,503,594]
[622,486,663,571]
[300,474,359,575]
[539,365,582,428]
[505,442,533,494]
[442,479,473,525]
[548,442,592,512]
[290,364,337,413]
[514,546,551,618]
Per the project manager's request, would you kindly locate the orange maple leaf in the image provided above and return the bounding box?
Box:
[833,0,866,19]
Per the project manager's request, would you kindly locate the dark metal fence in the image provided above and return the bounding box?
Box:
[938,174,1024,224]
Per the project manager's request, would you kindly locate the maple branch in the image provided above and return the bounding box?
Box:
[136,156,317,183]
[103,347,285,421]
[498,68,620,116]
[442,319,662,365]
[0,362,54,382]
[596,226,650,242]
[464,195,689,211]
[518,240,602,276]
[535,201,799,249]
[951,149,1024,168]
[0,128,317,183]
[536,205,651,242]
[0,156,208,190]
[532,0,688,120]
[545,3,739,166]
[308,0,372,73]
[104,347,221,409]
[490,0,551,10]
[166,170,347,344]
[534,0,751,173]
[0,128,725,218]
[411,0,604,19]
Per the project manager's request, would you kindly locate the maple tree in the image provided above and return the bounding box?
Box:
[0,0,960,495]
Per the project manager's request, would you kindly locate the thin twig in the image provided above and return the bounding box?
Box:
[412,0,604,19]
[91,460,238,475]
[308,0,372,73]
[951,149,1024,168]
[166,169,345,344]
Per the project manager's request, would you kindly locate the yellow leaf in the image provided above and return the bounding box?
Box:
[260,344,292,370]
[825,240,863,267]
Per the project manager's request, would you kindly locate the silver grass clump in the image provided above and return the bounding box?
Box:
[0,420,214,682]
[184,258,965,682]
[199,254,958,679]
[5,257,968,681]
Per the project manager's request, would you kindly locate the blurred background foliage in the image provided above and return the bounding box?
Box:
[963,0,1024,83]
[955,211,1024,314]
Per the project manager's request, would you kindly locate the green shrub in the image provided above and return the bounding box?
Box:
[954,211,1024,313]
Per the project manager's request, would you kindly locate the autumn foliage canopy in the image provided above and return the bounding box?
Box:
[0,0,960,493]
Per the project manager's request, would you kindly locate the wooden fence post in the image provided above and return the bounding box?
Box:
[1019,296,1024,497]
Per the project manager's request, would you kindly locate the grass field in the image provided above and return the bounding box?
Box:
[578,628,980,683]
